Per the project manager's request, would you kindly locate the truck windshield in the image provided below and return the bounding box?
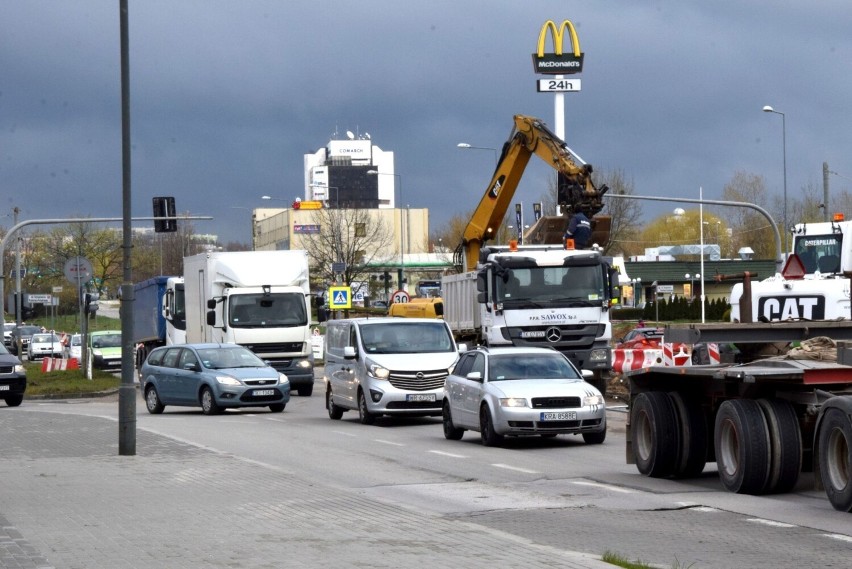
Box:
[497,265,604,305]
[229,293,307,328]
[793,234,842,274]
[360,322,455,354]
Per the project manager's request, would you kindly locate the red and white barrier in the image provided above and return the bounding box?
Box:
[41,358,80,372]
[612,348,664,374]
[663,343,691,367]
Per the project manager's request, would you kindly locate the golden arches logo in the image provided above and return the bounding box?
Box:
[536,19,581,58]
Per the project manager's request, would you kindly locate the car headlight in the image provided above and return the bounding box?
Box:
[296,359,312,369]
[278,373,290,384]
[367,362,389,379]
[215,375,242,386]
[92,349,102,357]
[583,394,603,406]
[14,364,25,374]
[499,397,529,408]
[589,349,608,362]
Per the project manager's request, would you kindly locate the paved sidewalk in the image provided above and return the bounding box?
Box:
[0,409,613,569]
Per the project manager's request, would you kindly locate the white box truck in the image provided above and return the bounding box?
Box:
[183,250,315,396]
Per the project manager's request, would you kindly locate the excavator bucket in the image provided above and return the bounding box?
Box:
[524,214,611,249]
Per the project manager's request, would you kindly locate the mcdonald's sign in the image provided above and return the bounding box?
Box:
[532,19,584,75]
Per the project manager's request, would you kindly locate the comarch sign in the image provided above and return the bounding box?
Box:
[532,19,584,75]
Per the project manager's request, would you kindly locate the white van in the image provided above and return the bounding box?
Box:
[323,318,463,424]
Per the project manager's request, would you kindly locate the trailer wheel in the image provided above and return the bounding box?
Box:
[757,398,801,494]
[668,392,708,478]
[817,408,852,512]
[714,399,770,494]
[631,392,679,478]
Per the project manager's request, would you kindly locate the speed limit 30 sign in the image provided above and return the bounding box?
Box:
[391,290,410,304]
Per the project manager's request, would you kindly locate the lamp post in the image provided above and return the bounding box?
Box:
[631,277,641,307]
[457,142,498,164]
[260,195,289,204]
[367,170,404,290]
[309,183,340,207]
[763,105,788,251]
[685,273,700,300]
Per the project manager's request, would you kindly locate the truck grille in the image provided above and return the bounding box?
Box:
[244,342,304,355]
[388,369,448,391]
[510,324,602,348]
[531,396,581,409]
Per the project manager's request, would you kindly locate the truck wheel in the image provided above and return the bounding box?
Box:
[669,391,708,478]
[200,387,222,415]
[326,387,344,420]
[442,401,464,440]
[358,389,376,425]
[631,391,679,478]
[145,385,165,414]
[479,405,504,447]
[714,399,770,494]
[757,398,801,494]
[817,408,852,512]
[4,394,23,407]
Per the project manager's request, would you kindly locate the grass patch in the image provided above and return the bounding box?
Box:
[24,362,121,397]
[602,550,694,569]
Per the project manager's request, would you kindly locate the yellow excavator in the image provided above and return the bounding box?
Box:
[455,114,611,272]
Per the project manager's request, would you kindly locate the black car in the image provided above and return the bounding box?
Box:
[9,325,42,356]
[0,343,26,407]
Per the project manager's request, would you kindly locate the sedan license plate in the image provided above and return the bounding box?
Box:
[0,385,9,391]
[254,389,275,397]
[540,411,577,421]
[406,393,436,402]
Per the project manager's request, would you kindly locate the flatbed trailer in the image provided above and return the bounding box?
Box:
[625,323,852,512]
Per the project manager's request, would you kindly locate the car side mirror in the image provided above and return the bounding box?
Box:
[343,346,357,359]
[466,371,482,382]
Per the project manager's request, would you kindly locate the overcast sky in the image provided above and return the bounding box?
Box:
[3,1,851,247]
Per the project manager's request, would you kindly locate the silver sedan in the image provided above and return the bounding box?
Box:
[442,346,606,446]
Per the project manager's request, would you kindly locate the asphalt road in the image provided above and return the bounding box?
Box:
[13,371,851,569]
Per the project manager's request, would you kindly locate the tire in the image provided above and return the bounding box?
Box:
[714,399,771,494]
[630,391,679,478]
[268,403,285,413]
[4,393,23,407]
[590,371,608,396]
[817,408,852,512]
[358,389,375,425]
[298,384,313,397]
[757,398,801,494]
[144,385,165,414]
[479,405,503,447]
[200,387,222,416]
[326,387,344,420]
[669,391,708,478]
[442,402,464,440]
[583,425,607,445]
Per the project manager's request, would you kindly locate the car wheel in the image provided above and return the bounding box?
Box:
[200,387,222,415]
[479,405,503,447]
[326,387,344,420]
[144,386,165,414]
[4,394,23,407]
[268,403,286,413]
[298,384,313,397]
[442,402,464,440]
[358,389,375,425]
[583,427,607,445]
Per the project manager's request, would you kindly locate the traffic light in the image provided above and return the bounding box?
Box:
[153,196,177,233]
[85,292,99,314]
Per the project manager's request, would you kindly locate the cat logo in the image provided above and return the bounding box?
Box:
[757,295,825,321]
[532,19,584,75]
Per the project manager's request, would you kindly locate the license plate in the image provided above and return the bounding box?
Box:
[540,411,577,421]
[406,393,436,402]
[254,389,275,397]
[0,385,9,391]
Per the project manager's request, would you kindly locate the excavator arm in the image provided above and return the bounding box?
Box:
[457,114,609,272]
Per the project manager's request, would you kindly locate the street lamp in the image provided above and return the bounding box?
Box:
[457,142,498,164]
[685,273,700,300]
[367,170,404,290]
[631,277,642,307]
[763,105,788,251]
[260,195,289,203]
[309,183,340,207]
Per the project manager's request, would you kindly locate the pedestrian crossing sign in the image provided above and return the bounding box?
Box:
[328,286,352,310]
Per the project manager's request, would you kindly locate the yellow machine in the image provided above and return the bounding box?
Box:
[387,297,444,319]
[456,114,610,272]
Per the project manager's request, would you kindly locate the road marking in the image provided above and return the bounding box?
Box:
[428,450,467,458]
[331,430,357,437]
[823,533,852,543]
[746,518,796,528]
[571,480,634,493]
[374,439,404,447]
[492,463,540,474]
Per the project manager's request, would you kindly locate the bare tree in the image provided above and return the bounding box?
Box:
[299,208,394,289]
[721,171,777,259]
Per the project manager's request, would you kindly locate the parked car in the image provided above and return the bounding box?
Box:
[442,346,607,447]
[140,343,290,415]
[615,326,665,349]
[9,325,42,356]
[65,334,82,361]
[0,343,26,407]
[27,332,64,360]
[3,322,16,347]
[88,330,122,369]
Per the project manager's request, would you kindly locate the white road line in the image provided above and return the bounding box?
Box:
[823,533,852,543]
[746,518,796,528]
[428,450,467,458]
[374,439,405,447]
[331,430,357,437]
[492,463,540,474]
[571,480,634,494]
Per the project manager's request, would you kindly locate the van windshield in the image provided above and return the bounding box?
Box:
[360,322,455,354]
